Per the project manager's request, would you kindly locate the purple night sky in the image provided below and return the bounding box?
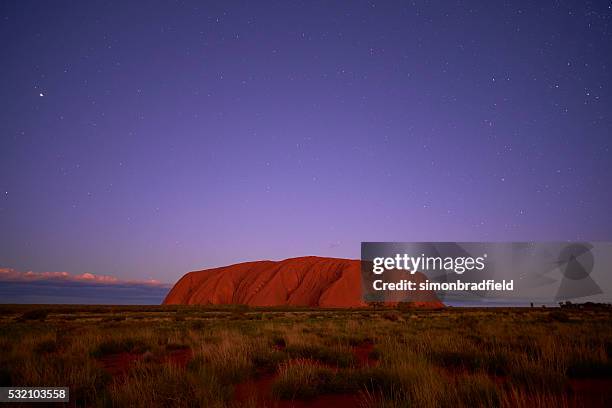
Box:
[1,1,611,302]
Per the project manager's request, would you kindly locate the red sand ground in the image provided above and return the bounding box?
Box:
[163,256,444,308]
[97,348,192,376]
[97,352,142,377]
[568,379,612,407]
[164,348,193,367]
[352,341,376,367]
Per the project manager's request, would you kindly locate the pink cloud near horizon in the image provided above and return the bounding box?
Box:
[0,267,168,287]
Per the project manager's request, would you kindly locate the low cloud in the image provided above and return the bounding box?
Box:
[0,267,171,305]
[0,268,165,286]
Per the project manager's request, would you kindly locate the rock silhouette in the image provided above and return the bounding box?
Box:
[163,256,444,308]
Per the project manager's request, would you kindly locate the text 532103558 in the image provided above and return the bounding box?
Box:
[0,387,69,402]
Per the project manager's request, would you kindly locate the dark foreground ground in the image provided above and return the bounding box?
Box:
[0,305,611,407]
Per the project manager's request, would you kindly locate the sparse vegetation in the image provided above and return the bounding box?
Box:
[271,360,339,399]
[0,305,611,407]
[91,338,150,358]
[19,308,49,321]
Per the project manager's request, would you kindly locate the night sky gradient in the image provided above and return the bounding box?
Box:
[1,1,611,292]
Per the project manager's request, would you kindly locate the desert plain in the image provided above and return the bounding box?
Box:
[1,304,611,407]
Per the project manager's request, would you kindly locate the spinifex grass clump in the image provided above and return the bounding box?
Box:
[107,360,226,408]
[251,348,286,372]
[285,343,356,367]
[34,339,59,354]
[271,359,340,399]
[91,338,150,357]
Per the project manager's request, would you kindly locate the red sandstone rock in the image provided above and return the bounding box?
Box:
[163,256,444,308]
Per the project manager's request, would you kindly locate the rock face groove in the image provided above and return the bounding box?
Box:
[163,256,444,308]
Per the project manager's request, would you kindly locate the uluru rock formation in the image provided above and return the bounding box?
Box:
[163,256,444,308]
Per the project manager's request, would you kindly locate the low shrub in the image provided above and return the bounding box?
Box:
[454,374,500,407]
[20,309,49,321]
[165,342,190,351]
[548,311,570,323]
[382,312,401,322]
[252,349,286,372]
[34,339,59,354]
[91,339,149,357]
[271,360,342,400]
[286,344,356,367]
